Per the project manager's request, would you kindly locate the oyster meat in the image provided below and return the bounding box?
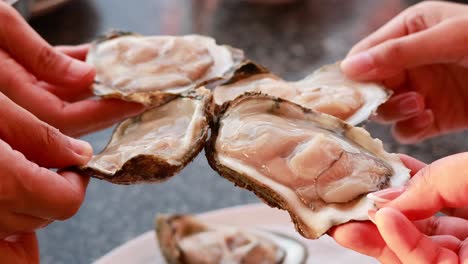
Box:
[78,88,212,184]
[156,214,307,264]
[206,94,410,239]
[87,31,243,106]
[213,63,390,125]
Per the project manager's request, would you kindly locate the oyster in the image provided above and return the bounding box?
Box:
[206,94,410,239]
[87,31,244,106]
[78,88,212,184]
[156,214,307,264]
[213,63,390,125]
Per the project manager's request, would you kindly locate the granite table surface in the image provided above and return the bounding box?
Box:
[28,0,468,263]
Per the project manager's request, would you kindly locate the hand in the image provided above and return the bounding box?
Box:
[330,154,468,263]
[340,1,468,144]
[0,2,144,137]
[0,3,144,263]
[0,90,93,262]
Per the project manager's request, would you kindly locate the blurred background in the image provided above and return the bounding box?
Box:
[8,0,468,262]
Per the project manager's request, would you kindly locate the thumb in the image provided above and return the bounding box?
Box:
[341,17,468,81]
[369,153,468,220]
[0,233,39,264]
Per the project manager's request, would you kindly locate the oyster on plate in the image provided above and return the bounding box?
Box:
[206,93,410,239]
[87,31,244,106]
[77,88,212,184]
[156,214,307,264]
[213,63,390,125]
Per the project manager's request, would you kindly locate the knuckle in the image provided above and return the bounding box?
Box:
[426,217,440,236]
[403,11,428,34]
[35,46,62,72]
[39,123,66,150]
[377,40,405,65]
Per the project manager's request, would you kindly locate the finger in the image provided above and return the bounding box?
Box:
[0,50,142,137]
[342,17,468,81]
[37,81,93,102]
[0,141,89,220]
[0,233,39,264]
[386,153,468,220]
[460,240,468,263]
[0,213,47,238]
[392,109,434,144]
[0,3,94,87]
[413,216,468,240]
[430,236,462,253]
[0,93,92,168]
[375,208,458,264]
[51,99,145,137]
[329,222,401,263]
[374,92,425,124]
[55,44,90,61]
[398,154,427,176]
[347,7,411,57]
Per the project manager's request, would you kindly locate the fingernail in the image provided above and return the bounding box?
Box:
[368,209,377,224]
[68,137,93,159]
[367,187,405,204]
[341,52,375,76]
[68,60,94,80]
[397,95,423,116]
[413,110,434,130]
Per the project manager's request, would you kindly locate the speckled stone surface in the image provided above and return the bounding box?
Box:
[28,0,468,263]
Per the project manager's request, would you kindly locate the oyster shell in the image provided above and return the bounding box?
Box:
[213,63,390,125]
[87,31,244,106]
[156,214,307,264]
[206,94,410,239]
[78,88,212,184]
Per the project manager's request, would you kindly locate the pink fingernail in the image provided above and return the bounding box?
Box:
[368,209,377,224]
[341,52,375,76]
[367,187,405,204]
[68,137,93,159]
[68,60,94,80]
[398,95,423,116]
[413,110,434,130]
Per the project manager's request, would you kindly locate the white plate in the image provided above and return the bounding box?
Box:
[94,203,378,264]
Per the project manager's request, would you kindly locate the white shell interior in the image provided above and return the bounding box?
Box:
[87,34,239,102]
[215,97,410,238]
[213,63,390,125]
[87,91,208,174]
[163,216,306,264]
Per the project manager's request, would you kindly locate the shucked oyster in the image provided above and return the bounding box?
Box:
[156,214,307,264]
[87,31,243,106]
[213,63,390,125]
[206,94,410,239]
[78,88,212,184]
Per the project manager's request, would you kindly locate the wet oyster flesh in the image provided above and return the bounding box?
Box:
[79,88,212,184]
[213,63,390,125]
[87,32,243,105]
[156,214,307,264]
[207,94,410,239]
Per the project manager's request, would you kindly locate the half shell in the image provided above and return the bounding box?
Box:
[156,214,308,264]
[213,63,390,125]
[206,93,410,239]
[87,31,244,106]
[78,88,212,184]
